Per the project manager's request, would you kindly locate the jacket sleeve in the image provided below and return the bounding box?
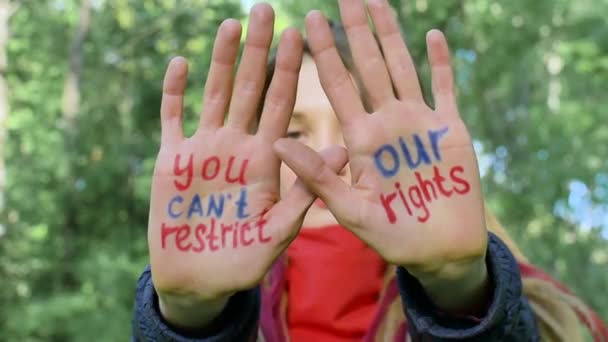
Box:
[131,265,260,342]
[397,232,540,341]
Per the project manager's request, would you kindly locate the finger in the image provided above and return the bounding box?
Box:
[227,3,274,131]
[305,11,366,127]
[427,29,457,112]
[338,0,394,109]
[273,138,361,228]
[199,19,242,129]
[160,56,187,146]
[257,28,304,141]
[267,146,349,246]
[367,0,423,102]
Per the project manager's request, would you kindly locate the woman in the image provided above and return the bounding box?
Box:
[132,1,607,341]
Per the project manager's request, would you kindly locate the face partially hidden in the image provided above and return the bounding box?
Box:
[280,56,351,229]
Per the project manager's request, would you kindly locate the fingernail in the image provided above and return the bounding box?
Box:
[306,10,325,25]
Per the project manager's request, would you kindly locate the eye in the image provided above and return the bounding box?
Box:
[286,130,304,139]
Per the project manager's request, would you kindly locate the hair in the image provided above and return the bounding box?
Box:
[259,21,605,341]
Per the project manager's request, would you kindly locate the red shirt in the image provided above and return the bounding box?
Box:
[286,225,386,342]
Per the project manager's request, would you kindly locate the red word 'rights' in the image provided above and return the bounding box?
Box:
[380,165,470,223]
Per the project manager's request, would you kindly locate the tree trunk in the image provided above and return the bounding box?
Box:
[0,0,16,239]
[60,0,91,287]
[62,0,91,122]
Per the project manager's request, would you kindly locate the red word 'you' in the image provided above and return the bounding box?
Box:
[173,154,249,191]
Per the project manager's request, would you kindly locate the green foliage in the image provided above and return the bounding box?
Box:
[0,0,606,340]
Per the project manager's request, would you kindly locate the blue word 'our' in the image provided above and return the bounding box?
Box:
[373,126,449,178]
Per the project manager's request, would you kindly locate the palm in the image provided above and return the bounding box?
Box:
[152,131,280,219]
[345,102,485,265]
[149,131,281,298]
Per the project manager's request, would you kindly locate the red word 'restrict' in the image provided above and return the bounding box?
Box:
[161,212,270,253]
[173,154,249,191]
[380,165,470,223]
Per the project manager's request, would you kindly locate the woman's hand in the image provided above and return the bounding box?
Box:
[274,0,488,312]
[148,4,347,328]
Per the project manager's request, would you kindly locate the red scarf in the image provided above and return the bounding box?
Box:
[286,225,386,342]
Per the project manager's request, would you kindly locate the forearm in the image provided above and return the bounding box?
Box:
[414,256,490,315]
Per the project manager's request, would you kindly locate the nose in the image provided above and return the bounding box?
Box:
[317,134,343,151]
[317,119,346,151]
[316,131,349,178]
[314,116,350,179]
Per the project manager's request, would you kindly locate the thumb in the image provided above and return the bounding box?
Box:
[274,138,359,228]
[266,145,348,247]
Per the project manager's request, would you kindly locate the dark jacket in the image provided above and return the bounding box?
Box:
[132,233,540,341]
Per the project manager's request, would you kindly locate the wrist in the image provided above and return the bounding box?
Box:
[158,291,232,330]
[410,256,490,315]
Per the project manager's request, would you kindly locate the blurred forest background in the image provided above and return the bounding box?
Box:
[0,0,607,340]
